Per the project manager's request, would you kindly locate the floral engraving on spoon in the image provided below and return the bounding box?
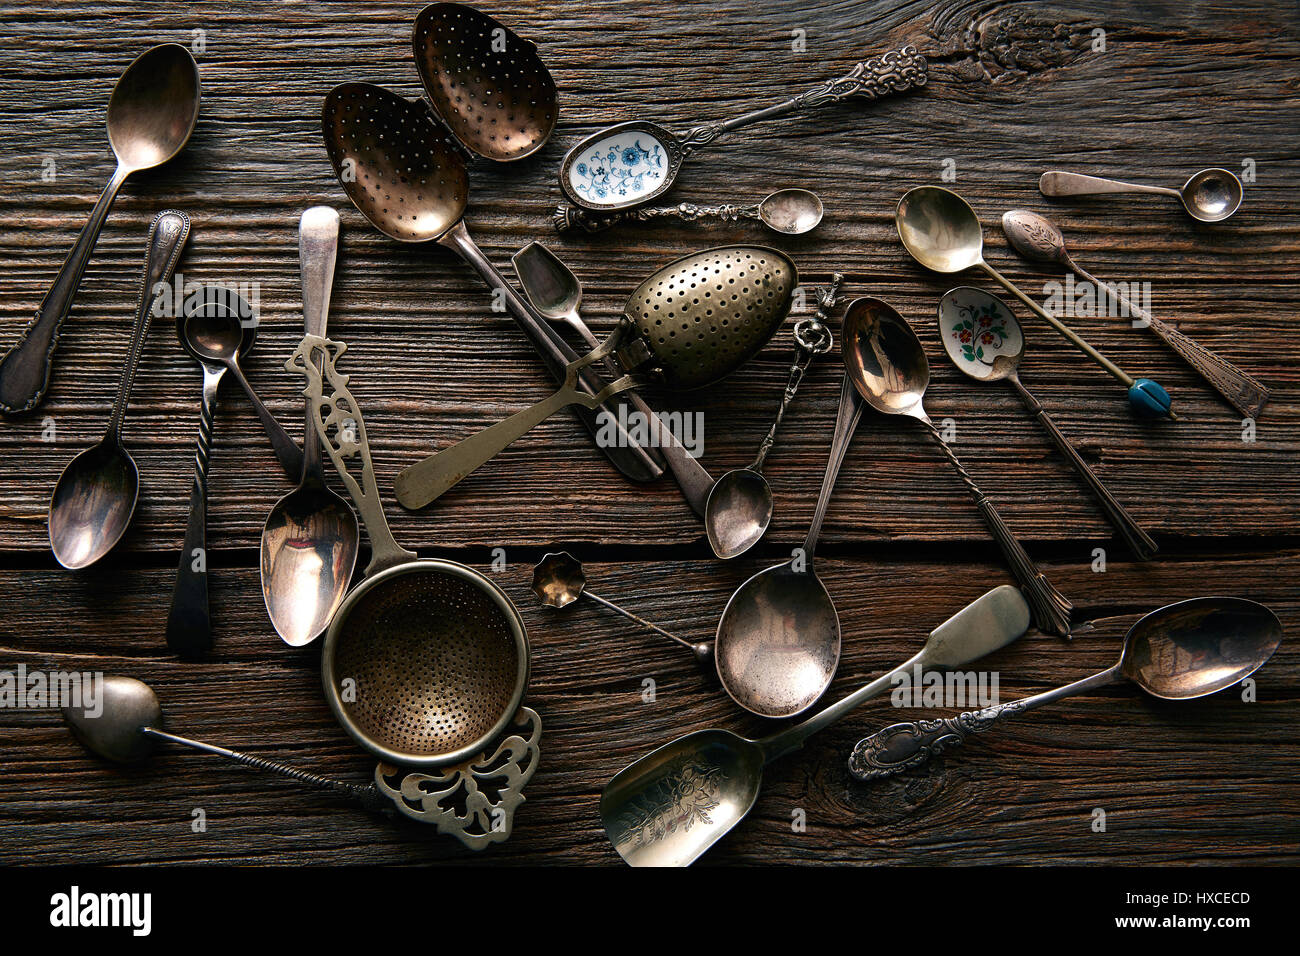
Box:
[568,131,666,203]
[942,291,1022,378]
[612,757,726,850]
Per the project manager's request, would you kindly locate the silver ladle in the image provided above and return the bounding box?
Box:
[842,296,1075,637]
[850,596,1281,780]
[0,44,200,415]
[936,286,1157,561]
[532,552,713,666]
[1039,168,1243,223]
[47,210,190,570]
[601,585,1031,866]
[1000,208,1268,418]
[705,274,842,559]
[260,207,360,648]
[553,188,825,236]
[712,371,865,718]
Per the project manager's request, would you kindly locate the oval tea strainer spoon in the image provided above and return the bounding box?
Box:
[394,245,799,509]
[285,333,532,772]
[559,46,927,212]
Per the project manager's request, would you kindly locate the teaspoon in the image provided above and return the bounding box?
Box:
[850,596,1281,780]
[937,287,1157,560]
[47,210,191,569]
[842,296,1074,637]
[0,44,200,415]
[1039,168,1243,223]
[895,185,1175,418]
[552,188,825,236]
[260,207,360,647]
[1000,208,1268,418]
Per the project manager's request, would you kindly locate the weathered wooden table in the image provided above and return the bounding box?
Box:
[0,0,1296,865]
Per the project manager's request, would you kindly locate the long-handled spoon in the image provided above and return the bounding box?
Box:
[601,585,1031,866]
[843,296,1075,637]
[260,208,360,648]
[512,241,714,517]
[706,274,842,559]
[1039,169,1243,223]
[849,596,1281,780]
[176,289,303,480]
[532,552,713,666]
[895,185,1175,418]
[394,328,642,508]
[1001,208,1268,418]
[0,44,200,415]
[937,287,1157,560]
[553,188,825,236]
[561,47,927,212]
[47,210,190,569]
[164,286,257,657]
[712,372,864,718]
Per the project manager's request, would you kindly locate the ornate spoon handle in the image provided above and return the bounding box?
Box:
[848,665,1123,780]
[676,46,927,155]
[1007,375,1157,560]
[554,201,761,234]
[920,419,1074,636]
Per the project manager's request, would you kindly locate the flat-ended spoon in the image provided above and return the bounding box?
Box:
[602,585,1031,866]
[261,207,359,648]
[712,372,864,718]
[0,44,200,415]
[937,286,1157,560]
[1001,208,1268,418]
[895,185,1175,418]
[850,596,1281,780]
[1039,168,1243,223]
[843,296,1075,637]
[48,210,190,570]
[552,188,825,236]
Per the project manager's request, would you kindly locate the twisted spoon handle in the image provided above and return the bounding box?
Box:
[142,727,390,812]
[677,46,927,155]
[848,665,1123,780]
[1008,376,1157,560]
[554,201,761,234]
[921,419,1073,636]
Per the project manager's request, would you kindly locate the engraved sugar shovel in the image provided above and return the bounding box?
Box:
[602,585,1031,866]
[849,596,1281,781]
[937,287,1157,560]
[1001,208,1269,418]
[843,297,1075,637]
[0,44,200,414]
[561,47,927,212]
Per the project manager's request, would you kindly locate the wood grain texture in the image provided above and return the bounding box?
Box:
[0,0,1297,865]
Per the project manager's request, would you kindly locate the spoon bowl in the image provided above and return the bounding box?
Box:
[758,188,824,234]
[178,304,250,365]
[895,186,984,273]
[841,296,930,418]
[48,442,139,570]
[63,675,162,763]
[106,43,202,170]
[705,469,774,560]
[1180,168,1242,222]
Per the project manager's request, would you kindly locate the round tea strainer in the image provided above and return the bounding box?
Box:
[286,333,529,768]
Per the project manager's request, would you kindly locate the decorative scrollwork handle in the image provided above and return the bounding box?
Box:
[848,702,1031,780]
[678,45,928,154]
[554,201,760,234]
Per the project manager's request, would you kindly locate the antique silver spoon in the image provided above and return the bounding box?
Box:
[1001,208,1268,417]
[850,596,1281,780]
[553,188,825,235]
[1039,169,1242,223]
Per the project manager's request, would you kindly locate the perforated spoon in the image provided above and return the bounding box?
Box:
[850,596,1281,780]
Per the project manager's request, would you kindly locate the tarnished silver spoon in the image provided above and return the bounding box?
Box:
[1039,168,1243,223]
[553,188,825,236]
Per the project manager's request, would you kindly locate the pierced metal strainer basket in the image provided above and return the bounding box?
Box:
[287,334,530,769]
[618,245,799,390]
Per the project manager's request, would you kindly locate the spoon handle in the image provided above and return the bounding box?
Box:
[921,421,1074,636]
[105,210,191,441]
[1008,376,1157,560]
[677,46,927,156]
[801,373,865,561]
[583,590,696,652]
[1039,171,1181,200]
[0,166,131,415]
[165,364,222,657]
[848,664,1124,780]
[298,207,340,482]
[226,362,304,480]
[394,332,639,509]
[553,201,761,234]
